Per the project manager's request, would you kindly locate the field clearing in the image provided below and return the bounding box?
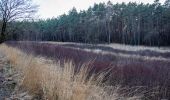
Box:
[57,42,170,60]
[0,44,142,100]
[4,41,170,99]
[27,41,170,60]
[42,41,170,53]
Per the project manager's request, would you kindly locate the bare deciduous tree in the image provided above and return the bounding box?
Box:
[0,0,38,42]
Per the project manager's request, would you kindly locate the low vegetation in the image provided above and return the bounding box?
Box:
[4,41,170,100]
[0,44,142,100]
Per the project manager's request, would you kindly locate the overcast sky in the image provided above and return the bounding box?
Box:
[33,0,166,19]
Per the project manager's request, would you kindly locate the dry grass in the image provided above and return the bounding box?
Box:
[40,41,170,61]
[39,41,170,53]
[0,44,141,100]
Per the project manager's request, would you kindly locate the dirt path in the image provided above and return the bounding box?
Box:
[0,50,33,100]
[0,52,15,99]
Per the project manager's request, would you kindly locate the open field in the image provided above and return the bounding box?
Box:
[43,41,170,60]
[3,41,170,100]
[0,43,142,100]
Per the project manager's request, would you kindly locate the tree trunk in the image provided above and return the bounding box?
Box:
[108,22,111,44]
[137,15,141,45]
[0,20,7,43]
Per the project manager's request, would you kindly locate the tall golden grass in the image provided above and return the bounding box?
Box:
[0,44,141,100]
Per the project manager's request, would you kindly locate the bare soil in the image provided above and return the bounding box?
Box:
[0,52,16,99]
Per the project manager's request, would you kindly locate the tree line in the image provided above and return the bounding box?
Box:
[2,0,170,46]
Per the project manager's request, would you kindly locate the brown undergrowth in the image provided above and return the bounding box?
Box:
[0,44,141,100]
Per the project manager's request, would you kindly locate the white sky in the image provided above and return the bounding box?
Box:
[33,0,166,19]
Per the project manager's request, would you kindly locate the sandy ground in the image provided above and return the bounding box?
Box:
[0,52,12,100]
[0,51,15,99]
